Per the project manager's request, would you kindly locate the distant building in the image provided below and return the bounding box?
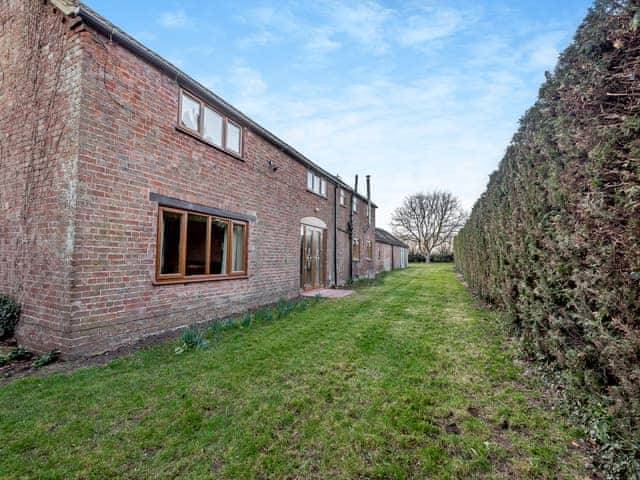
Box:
[374,229,409,273]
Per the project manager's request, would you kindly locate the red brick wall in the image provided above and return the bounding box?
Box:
[66,24,342,355]
[351,196,376,279]
[1,2,382,356]
[0,1,82,353]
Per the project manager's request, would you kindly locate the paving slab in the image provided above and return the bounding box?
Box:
[301,289,354,299]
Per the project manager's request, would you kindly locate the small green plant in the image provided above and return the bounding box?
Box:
[226,317,235,328]
[9,347,33,361]
[1,347,35,367]
[275,298,287,317]
[175,327,209,355]
[263,308,274,322]
[207,322,222,341]
[241,313,252,328]
[32,350,61,368]
[0,295,20,339]
[253,310,265,323]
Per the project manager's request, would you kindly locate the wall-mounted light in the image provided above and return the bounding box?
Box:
[268,160,278,172]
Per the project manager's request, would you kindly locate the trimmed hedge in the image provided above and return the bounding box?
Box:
[454,1,640,475]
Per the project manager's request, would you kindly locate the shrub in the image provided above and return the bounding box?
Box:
[175,327,209,355]
[0,295,20,339]
[454,1,640,475]
[32,350,60,368]
[429,253,454,263]
[408,252,426,263]
[9,347,33,362]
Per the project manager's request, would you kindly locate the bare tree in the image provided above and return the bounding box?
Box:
[391,191,467,262]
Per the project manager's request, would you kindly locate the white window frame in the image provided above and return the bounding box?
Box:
[307,170,327,198]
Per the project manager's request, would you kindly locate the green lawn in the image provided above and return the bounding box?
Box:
[0,264,587,479]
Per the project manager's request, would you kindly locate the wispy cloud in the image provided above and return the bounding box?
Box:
[112,0,589,228]
[324,1,392,54]
[398,9,467,46]
[157,9,190,28]
[524,32,565,70]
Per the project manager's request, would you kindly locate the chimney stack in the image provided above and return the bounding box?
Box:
[366,175,371,224]
[354,174,359,194]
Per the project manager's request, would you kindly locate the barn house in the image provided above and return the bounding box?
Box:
[0,0,383,356]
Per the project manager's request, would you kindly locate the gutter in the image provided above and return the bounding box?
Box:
[73,3,376,208]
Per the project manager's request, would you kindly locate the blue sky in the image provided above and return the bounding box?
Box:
[85,0,593,229]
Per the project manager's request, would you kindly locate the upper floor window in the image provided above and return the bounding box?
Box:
[179,90,243,157]
[307,170,327,198]
[157,206,248,283]
[339,189,345,207]
[352,197,358,213]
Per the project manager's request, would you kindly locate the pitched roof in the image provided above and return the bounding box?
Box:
[60,1,377,207]
[375,228,409,248]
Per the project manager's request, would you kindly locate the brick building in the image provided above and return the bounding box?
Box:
[0,0,382,356]
[375,229,409,273]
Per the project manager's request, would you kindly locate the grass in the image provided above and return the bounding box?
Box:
[0,264,587,479]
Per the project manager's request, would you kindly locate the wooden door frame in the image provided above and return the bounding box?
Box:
[300,224,327,291]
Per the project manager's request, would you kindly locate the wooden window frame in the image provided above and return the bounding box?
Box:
[177,89,244,160]
[352,197,358,213]
[156,206,249,285]
[339,189,345,207]
[366,240,373,260]
[352,238,361,262]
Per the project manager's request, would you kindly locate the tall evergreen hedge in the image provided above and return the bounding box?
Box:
[454,0,640,475]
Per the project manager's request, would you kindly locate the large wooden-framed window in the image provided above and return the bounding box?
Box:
[178,90,243,158]
[156,206,248,284]
[339,189,345,207]
[352,238,361,261]
[366,240,373,260]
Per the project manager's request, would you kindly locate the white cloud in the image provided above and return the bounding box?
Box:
[399,9,466,46]
[212,62,522,229]
[325,1,392,54]
[229,64,268,98]
[157,10,190,28]
[524,32,565,70]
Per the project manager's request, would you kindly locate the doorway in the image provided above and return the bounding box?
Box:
[300,224,326,290]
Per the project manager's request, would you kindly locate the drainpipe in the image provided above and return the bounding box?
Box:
[366,175,372,277]
[333,181,338,287]
[349,175,358,281]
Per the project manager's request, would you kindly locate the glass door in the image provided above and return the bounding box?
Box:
[301,225,326,290]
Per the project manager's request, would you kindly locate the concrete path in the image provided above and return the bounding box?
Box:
[301,289,354,298]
